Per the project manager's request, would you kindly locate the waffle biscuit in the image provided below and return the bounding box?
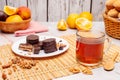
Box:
[19,43,33,52]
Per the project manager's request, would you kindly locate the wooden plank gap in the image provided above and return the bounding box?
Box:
[26,0,28,7]
[90,0,92,13]
[68,0,70,15]
[47,0,49,22]
[6,0,8,5]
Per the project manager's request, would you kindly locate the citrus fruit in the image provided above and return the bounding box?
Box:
[57,19,67,31]
[79,12,93,21]
[17,6,31,20]
[66,13,80,29]
[4,6,18,15]
[75,18,92,31]
[6,15,23,22]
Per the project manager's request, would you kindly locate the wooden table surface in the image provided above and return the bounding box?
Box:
[0,22,120,80]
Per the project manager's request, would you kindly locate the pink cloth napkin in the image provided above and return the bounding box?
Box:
[15,21,48,37]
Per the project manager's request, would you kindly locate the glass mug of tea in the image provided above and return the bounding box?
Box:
[76,30,111,66]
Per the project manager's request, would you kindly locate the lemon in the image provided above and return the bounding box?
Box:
[75,18,92,31]
[79,12,93,21]
[57,19,67,31]
[66,13,80,29]
[6,15,23,22]
[4,6,18,15]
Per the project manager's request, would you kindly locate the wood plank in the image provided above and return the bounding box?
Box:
[28,0,47,22]
[91,0,105,21]
[69,0,91,14]
[6,0,27,7]
[0,0,6,10]
[48,0,69,21]
[0,0,106,21]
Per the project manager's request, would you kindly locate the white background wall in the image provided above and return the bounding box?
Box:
[0,0,106,22]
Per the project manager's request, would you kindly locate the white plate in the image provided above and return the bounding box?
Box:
[12,35,69,58]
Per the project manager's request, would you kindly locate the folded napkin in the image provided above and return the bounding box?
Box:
[15,21,48,37]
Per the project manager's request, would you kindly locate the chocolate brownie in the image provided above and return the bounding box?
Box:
[33,46,41,54]
[43,38,57,53]
[33,41,43,50]
[26,35,39,45]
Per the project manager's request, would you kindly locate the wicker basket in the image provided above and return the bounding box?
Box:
[103,13,120,39]
[0,18,31,33]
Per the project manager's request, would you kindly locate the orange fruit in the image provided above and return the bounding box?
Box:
[75,18,92,31]
[4,6,18,15]
[6,15,23,22]
[17,6,31,20]
[79,12,93,21]
[57,19,67,31]
[66,13,80,29]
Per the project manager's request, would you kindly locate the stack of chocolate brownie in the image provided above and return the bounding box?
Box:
[26,35,41,54]
[43,38,57,53]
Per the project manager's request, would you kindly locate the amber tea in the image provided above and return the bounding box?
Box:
[76,39,104,65]
[76,30,110,66]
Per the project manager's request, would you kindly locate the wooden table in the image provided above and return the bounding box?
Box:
[0,22,120,80]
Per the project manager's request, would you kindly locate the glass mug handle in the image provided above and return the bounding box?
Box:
[104,37,112,54]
